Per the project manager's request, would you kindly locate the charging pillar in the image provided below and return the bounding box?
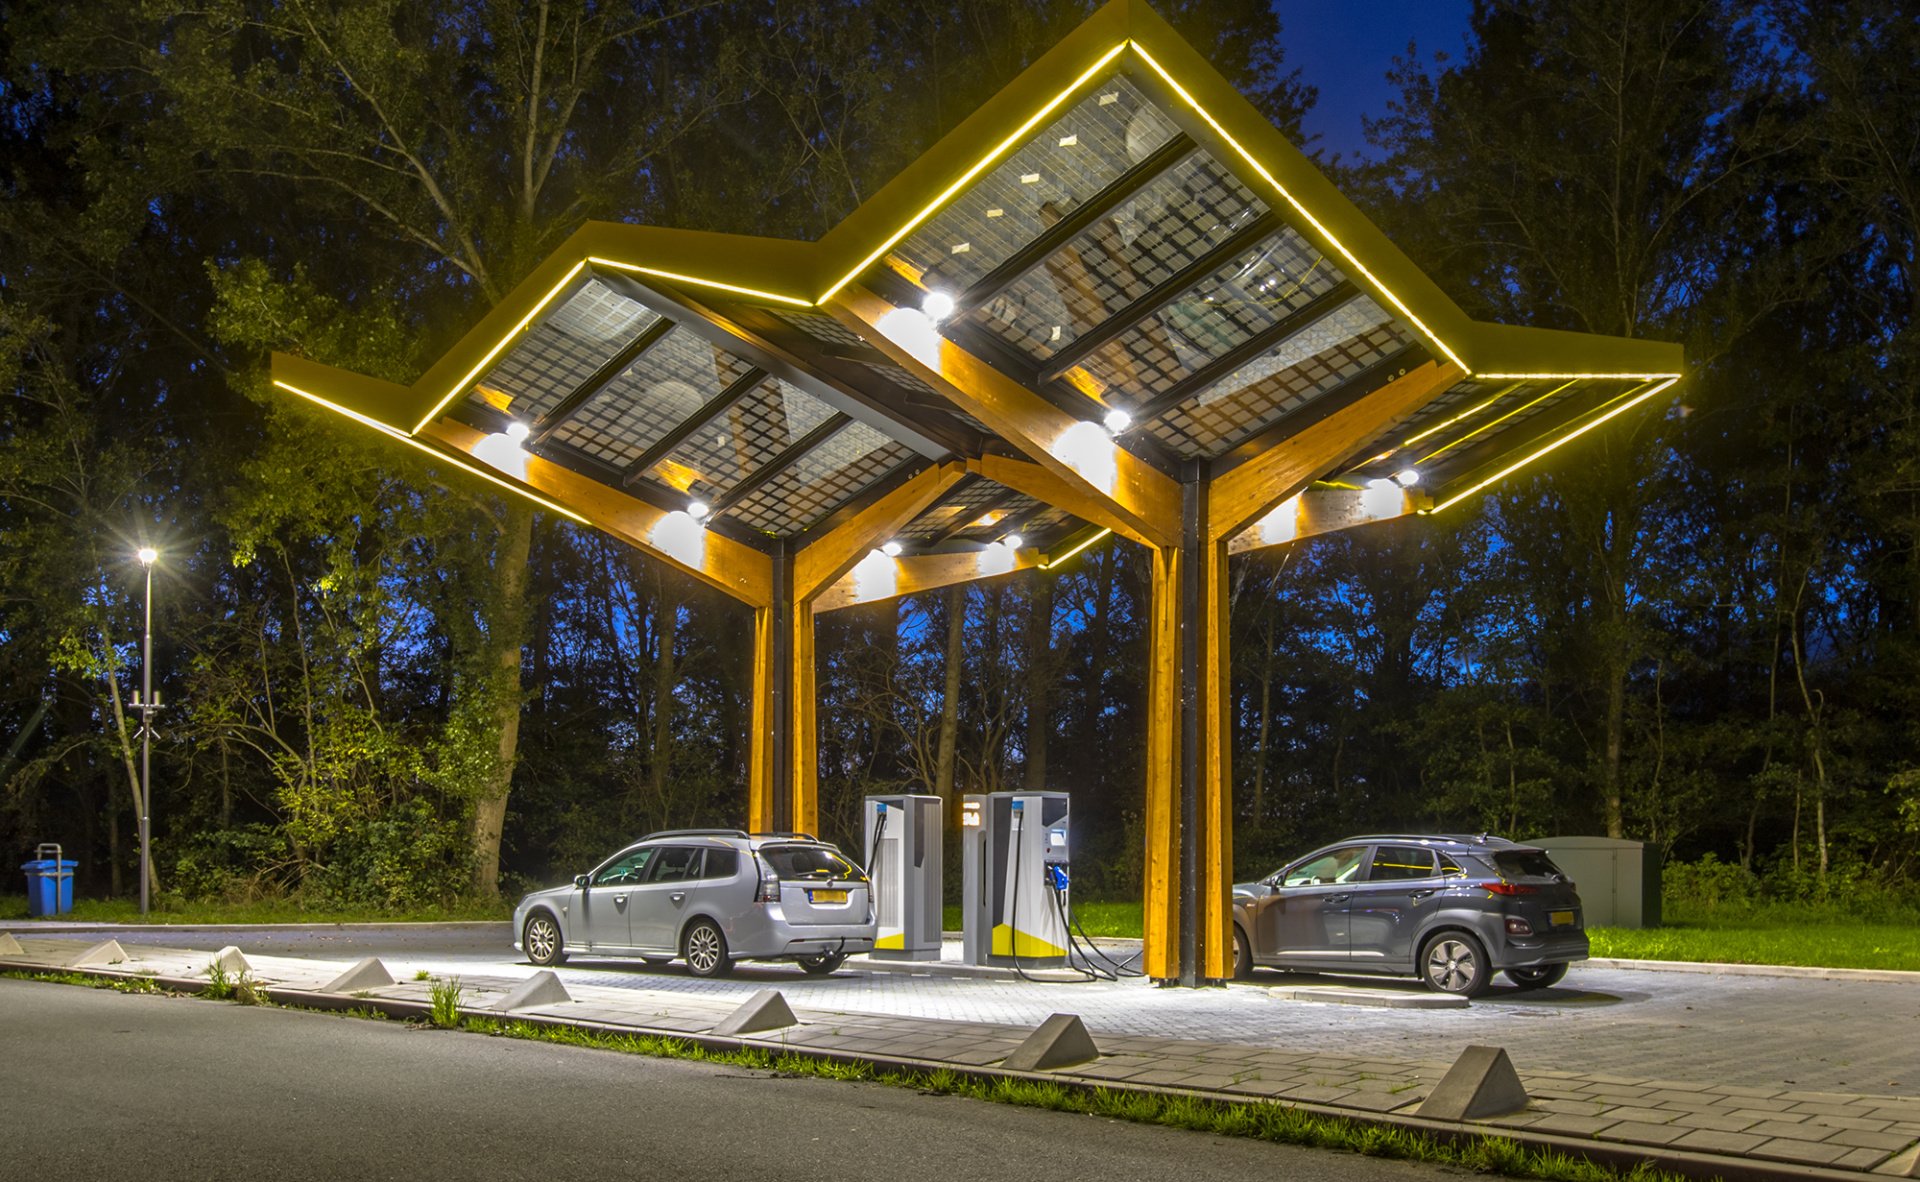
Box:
[961,791,1070,967]
[863,794,942,961]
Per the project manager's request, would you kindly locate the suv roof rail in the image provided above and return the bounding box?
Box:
[751,831,818,842]
[640,828,751,841]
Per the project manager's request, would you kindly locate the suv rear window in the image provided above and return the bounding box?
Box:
[1491,850,1566,879]
[760,844,866,882]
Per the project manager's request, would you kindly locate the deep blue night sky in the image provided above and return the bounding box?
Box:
[1277,0,1475,162]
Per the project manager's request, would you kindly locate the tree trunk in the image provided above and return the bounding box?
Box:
[649,566,679,815]
[469,498,535,897]
[1023,576,1054,790]
[933,585,964,809]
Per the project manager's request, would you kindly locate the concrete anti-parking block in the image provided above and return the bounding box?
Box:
[1417,1045,1530,1121]
[0,932,23,957]
[711,989,798,1037]
[320,957,395,994]
[1001,1013,1099,1072]
[210,946,253,975]
[494,971,572,1013]
[1873,1144,1920,1177]
[68,939,129,968]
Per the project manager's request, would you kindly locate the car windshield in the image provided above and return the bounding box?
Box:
[760,844,866,882]
[1491,850,1565,880]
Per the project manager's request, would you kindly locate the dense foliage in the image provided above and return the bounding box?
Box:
[2,0,1915,909]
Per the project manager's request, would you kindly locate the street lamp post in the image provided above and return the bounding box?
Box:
[135,546,158,916]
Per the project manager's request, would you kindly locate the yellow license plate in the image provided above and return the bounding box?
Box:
[1550,909,1575,927]
[810,889,848,904]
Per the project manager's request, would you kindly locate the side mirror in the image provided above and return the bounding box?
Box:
[573,874,590,889]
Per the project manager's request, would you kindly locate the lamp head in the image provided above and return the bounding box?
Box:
[504,420,532,443]
[137,547,158,566]
[922,291,957,322]
[686,500,711,521]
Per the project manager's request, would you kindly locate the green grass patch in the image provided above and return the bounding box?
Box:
[1591,919,1920,971]
[956,896,1920,972]
[2,968,164,993]
[457,1014,1684,1182]
[0,893,511,926]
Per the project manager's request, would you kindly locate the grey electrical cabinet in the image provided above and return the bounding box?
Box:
[863,794,943,961]
[1534,836,1662,928]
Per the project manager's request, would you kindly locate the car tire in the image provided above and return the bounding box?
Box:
[797,951,847,976]
[1232,927,1253,980]
[683,919,733,978]
[1419,931,1492,997]
[1505,962,1569,990]
[524,913,566,966]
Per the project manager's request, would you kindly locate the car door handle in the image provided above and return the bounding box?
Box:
[1410,889,1435,899]
[1327,894,1350,904]
[670,892,686,905]
[613,895,627,905]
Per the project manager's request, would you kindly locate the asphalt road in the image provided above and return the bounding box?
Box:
[0,977,1469,1182]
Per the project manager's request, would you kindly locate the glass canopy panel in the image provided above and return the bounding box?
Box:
[467,280,659,420]
[547,328,759,469]
[899,480,1010,541]
[891,76,1181,295]
[1067,228,1349,403]
[1145,294,1413,459]
[965,150,1266,361]
[643,378,839,500]
[728,428,918,536]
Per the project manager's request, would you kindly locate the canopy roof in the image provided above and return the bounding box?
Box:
[273,0,1681,586]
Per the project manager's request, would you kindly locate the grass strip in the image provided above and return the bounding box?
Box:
[457,1014,1687,1182]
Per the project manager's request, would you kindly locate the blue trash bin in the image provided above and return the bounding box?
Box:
[22,857,77,917]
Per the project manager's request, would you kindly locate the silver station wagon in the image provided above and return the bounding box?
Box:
[1232,834,1589,996]
[513,829,876,977]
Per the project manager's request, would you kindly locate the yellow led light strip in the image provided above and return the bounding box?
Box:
[1423,376,1680,514]
[1398,382,1524,448]
[1476,372,1682,381]
[411,261,587,435]
[588,258,813,309]
[814,40,1130,304]
[1041,526,1112,569]
[1128,42,1470,376]
[277,380,591,524]
[1419,379,1577,463]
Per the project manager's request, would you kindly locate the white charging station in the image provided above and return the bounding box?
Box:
[863,794,943,961]
[960,791,1070,967]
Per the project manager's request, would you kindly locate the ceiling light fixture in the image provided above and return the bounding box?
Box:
[1393,468,1421,488]
[881,540,903,558]
[504,420,532,443]
[686,500,711,521]
[1103,408,1132,434]
[922,291,957,322]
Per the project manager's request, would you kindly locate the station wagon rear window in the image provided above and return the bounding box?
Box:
[761,845,866,882]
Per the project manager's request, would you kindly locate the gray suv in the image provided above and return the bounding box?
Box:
[1232,834,1588,997]
[513,830,876,978]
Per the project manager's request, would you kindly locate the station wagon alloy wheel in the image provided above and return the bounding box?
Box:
[684,920,732,978]
[524,914,563,966]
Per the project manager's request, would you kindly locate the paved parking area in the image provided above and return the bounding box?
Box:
[32,921,1920,1094]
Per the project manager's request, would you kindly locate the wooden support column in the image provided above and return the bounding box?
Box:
[1142,543,1182,982]
[1145,466,1233,987]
